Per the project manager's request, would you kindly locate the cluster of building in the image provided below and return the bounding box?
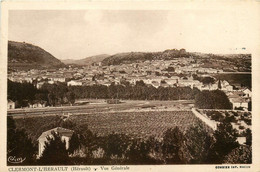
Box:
[8,58,223,88]
[227,88,251,111]
[8,58,251,111]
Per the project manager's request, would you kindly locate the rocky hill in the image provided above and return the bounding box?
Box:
[101,49,188,65]
[8,41,65,70]
[101,49,251,72]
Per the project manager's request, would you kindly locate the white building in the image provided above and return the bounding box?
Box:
[50,77,66,82]
[29,101,47,108]
[229,97,249,110]
[67,80,83,86]
[37,127,74,158]
[243,88,252,98]
[36,82,45,89]
[7,99,15,109]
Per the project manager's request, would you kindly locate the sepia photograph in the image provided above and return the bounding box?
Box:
[1,1,260,171]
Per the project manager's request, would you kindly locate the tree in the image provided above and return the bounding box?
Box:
[207,121,239,164]
[7,116,37,165]
[47,93,56,106]
[136,80,146,87]
[155,71,161,76]
[223,145,252,164]
[66,91,75,105]
[146,136,164,163]
[103,133,129,159]
[35,93,47,101]
[162,127,187,164]
[167,67,175,72]
[68,133,81,155]
[39,131,70,165]
[201,77,215,85]
[248,101,252,111]
[185,123,213,164]
[192,74,199,80]
[218,80,222,90]
[245,128,252,146]
[125,138,152,164]
[195,90,232,109]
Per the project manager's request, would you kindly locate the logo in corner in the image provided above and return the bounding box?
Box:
[8,156,26,164]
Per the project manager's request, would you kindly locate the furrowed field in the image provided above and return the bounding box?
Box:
[14,110,205,143]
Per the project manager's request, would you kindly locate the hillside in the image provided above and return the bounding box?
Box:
[62,54,110,66]
[101,49,251,72]
[102,49,189,65]
[8,41,65,70]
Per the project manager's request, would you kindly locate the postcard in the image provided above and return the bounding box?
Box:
[0,0,260,171]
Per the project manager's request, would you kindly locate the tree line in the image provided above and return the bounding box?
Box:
[8,80,233,109]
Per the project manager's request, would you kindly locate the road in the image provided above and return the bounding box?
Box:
[217,72,251,74]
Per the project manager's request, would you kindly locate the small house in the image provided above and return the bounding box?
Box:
[243,88,252,98]
[29,100,47,108]
[37,127,74,158]
[229,97,249,110]
[67,80,83,86]
[7,99,15,109]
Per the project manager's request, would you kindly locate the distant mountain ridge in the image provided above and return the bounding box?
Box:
[8,41,65,70]
[8,41,251,71]
[62,54,110,66]
[101,49,251,66]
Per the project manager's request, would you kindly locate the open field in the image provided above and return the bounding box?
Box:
[13,110,206,143]
[9,99,194,116]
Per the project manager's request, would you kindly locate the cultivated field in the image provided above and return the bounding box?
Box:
[14,110,205,143]
[70,111,201,139]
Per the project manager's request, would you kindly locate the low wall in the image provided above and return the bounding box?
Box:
[192,108,218,130]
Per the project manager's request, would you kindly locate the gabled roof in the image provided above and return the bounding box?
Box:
[8,99,14,103]
[38,127,74,140]
[230,97,248,103]
[243,88,251,93]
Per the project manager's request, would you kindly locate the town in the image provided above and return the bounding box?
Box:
[8,56,251,111]
[7,50,253,166]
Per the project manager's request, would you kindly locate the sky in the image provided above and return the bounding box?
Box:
[8,7,259,60]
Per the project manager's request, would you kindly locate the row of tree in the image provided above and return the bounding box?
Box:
[8,80,40,107]
[7,116,251,165]
[66,81,199,101]
[8,80,233,110]
[8,80,75,107]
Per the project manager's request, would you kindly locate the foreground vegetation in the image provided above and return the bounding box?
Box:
[8,115,252,165]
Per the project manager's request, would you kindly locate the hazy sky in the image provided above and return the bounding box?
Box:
[8,8,258,60]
